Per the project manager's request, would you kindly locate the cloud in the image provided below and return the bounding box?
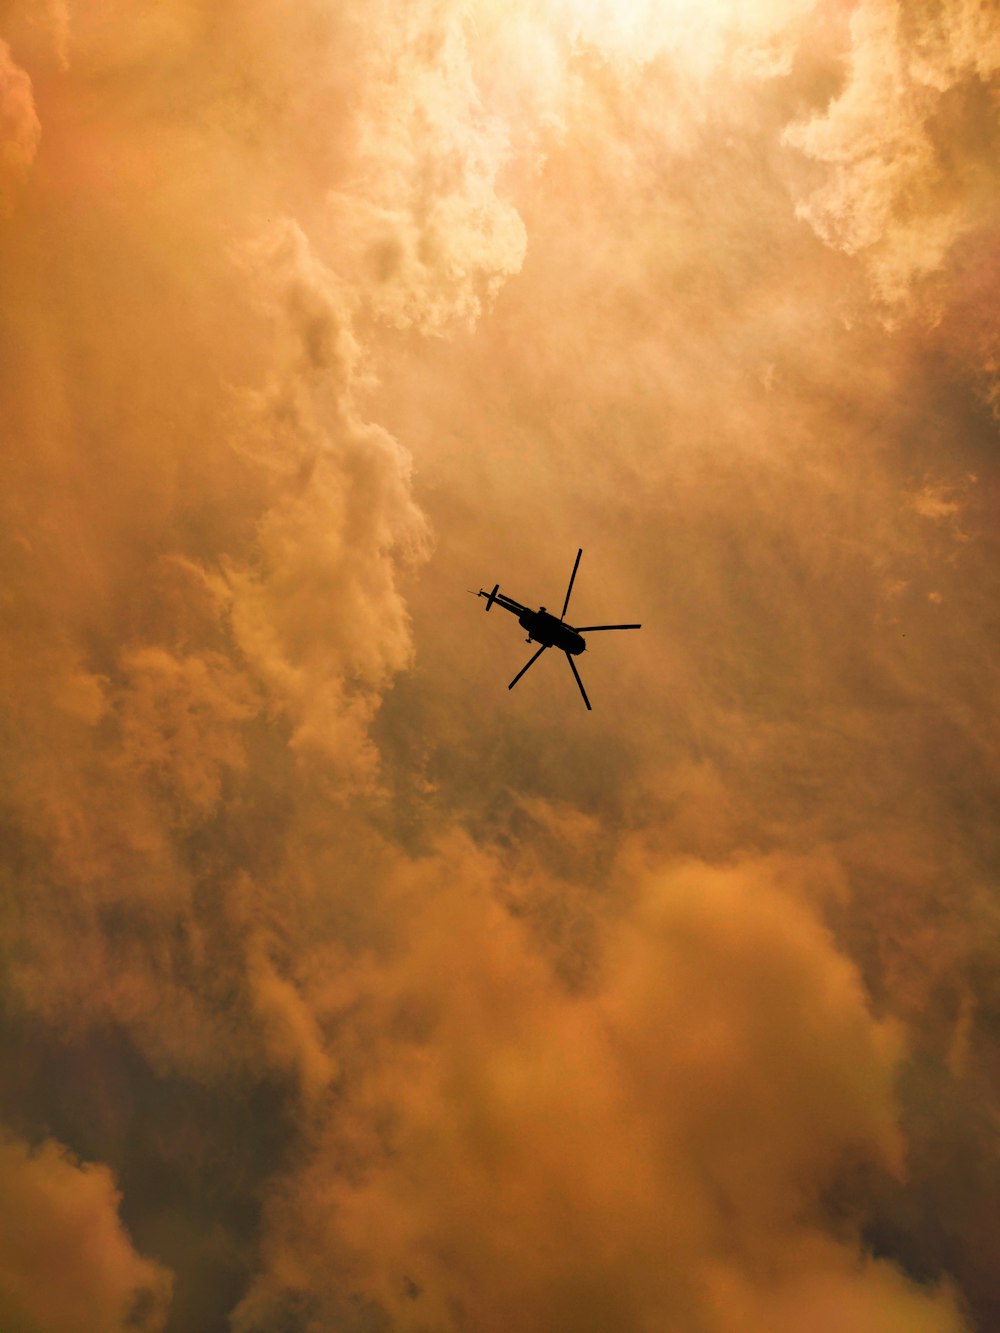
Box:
[1,0,999,1329]
[785,0,1000,307]
[0,1129,171,1333]
[0,38,40,212]
[226,217,429,783]
[326,6,527,336]
[233,846,967,1333]
[117,646,260,820]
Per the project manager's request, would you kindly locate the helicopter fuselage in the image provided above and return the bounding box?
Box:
[518,607,585,655]
[480,588,585,655]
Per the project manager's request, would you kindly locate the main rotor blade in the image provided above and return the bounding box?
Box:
[574,624,642,631]
[508,645,547,691]
[560,548,583,621]
[564,651,592,711]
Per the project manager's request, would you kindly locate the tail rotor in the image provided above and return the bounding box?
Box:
[477,583,500,612]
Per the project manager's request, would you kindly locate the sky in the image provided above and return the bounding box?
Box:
[1,1,998,1330]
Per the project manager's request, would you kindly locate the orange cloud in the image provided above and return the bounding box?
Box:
[785,0,1000,307]
[0,1130,171,1333]
[0,39,39,211]
[234,846,967,1332]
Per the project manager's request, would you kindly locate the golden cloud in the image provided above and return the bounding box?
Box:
[234,847,968,1332]
[0,1130,171,1333]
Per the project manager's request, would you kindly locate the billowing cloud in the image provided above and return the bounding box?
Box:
[326,6,527,335]
[0,1130,171,1333]
[786,0,1000,307]
[234,848,966,1333]
[226,217,428,782]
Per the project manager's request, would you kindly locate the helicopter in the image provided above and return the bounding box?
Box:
[475,548,641,710]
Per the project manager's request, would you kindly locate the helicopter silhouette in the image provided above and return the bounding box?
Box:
[475,548,641,710]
